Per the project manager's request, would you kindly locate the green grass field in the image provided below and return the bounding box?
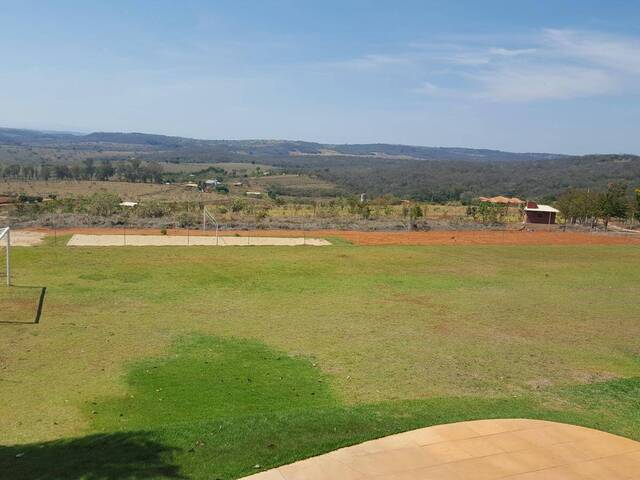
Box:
[1,240,639,479]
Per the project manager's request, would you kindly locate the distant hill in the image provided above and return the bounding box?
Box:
[278,153,640,201]
[0,127,564,162]
[1,127,637,200]
[0,127,78,144]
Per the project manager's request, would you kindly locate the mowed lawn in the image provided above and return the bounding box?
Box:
[1,240,640,479]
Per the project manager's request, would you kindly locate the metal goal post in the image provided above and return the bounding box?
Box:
[0,227,10,286]
[202,207,219,245]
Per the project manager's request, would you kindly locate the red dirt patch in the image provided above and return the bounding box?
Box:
[26,227,640,246]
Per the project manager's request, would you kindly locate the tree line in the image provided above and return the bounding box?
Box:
[0,158,164,183]
[556,182,640,230]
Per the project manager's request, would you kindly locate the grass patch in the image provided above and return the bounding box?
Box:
[323,236,354,246]
[1,243,640,477]
[90,335,336,431]
[2,334,640,479]
[0,285,44,324]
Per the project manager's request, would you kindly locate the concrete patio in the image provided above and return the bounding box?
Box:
[241,419,640,479]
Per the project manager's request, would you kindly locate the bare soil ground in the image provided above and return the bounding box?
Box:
[3,230,45,246]
[26,227,640,245]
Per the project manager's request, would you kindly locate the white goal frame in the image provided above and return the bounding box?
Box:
[202,207,219,245]
[0,227,10,286]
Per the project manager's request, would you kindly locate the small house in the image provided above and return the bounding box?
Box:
[524,201,559,224]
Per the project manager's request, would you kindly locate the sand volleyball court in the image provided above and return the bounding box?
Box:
[66,234,331,247]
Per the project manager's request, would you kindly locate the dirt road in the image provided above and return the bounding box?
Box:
[25,227,640,246]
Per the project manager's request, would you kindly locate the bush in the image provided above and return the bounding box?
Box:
[231,199,247,213]
[85,192,121,217]
[175,211,199,228]
[473,202,504,225]
[137,201,169,218]
[255,208,269,222]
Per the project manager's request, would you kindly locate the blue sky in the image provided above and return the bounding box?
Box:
[1,0,639,153]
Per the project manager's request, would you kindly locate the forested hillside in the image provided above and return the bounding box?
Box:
[268,154,640,201]
[1,127,638,201]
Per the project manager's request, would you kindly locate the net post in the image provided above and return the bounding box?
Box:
[1,227,9,286]
[5,228,10,287]
[203,206,220,245]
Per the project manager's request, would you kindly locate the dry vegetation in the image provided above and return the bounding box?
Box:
[0,179,223,202]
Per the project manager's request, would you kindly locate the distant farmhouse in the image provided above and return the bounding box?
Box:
[478,196,559,225]
[524,201,559,224]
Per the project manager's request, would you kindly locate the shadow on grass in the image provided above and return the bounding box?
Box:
[0,285,46,324]
[0,432,184,480]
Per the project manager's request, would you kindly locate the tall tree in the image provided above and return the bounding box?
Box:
[95,160,115,181]
[83,158,95,180]
[598,182,629,231]
[40,164,52,181]
[54,164,71,180]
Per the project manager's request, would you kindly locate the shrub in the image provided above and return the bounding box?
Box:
[255,208,269,222]
[473,202,504,225]
[231,199,247,213]
[175,211,199,228]
[85,192,121,217]
[137,201,169,218]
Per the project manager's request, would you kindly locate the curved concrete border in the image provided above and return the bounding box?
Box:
[241,419,640,479]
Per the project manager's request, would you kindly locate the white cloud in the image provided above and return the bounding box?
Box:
[542,29,640,75]
[487,47,537,57]
[414,29,640,102]
[306,28,640,102]
[470,66,617,102]
[413,81,444,95]
[447,52,491,66]
[318,53,412,71]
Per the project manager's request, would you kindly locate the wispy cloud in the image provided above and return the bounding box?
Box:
[302,28,639,103]
[315,53,412,71]
[408,29,640,102]
[470,66,617,102]
[487,47,537,57]
[542,29,640,75]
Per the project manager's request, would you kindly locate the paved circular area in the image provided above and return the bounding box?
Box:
[241,419,640,480]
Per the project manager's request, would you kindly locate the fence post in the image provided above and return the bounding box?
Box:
[5,228,10,286]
